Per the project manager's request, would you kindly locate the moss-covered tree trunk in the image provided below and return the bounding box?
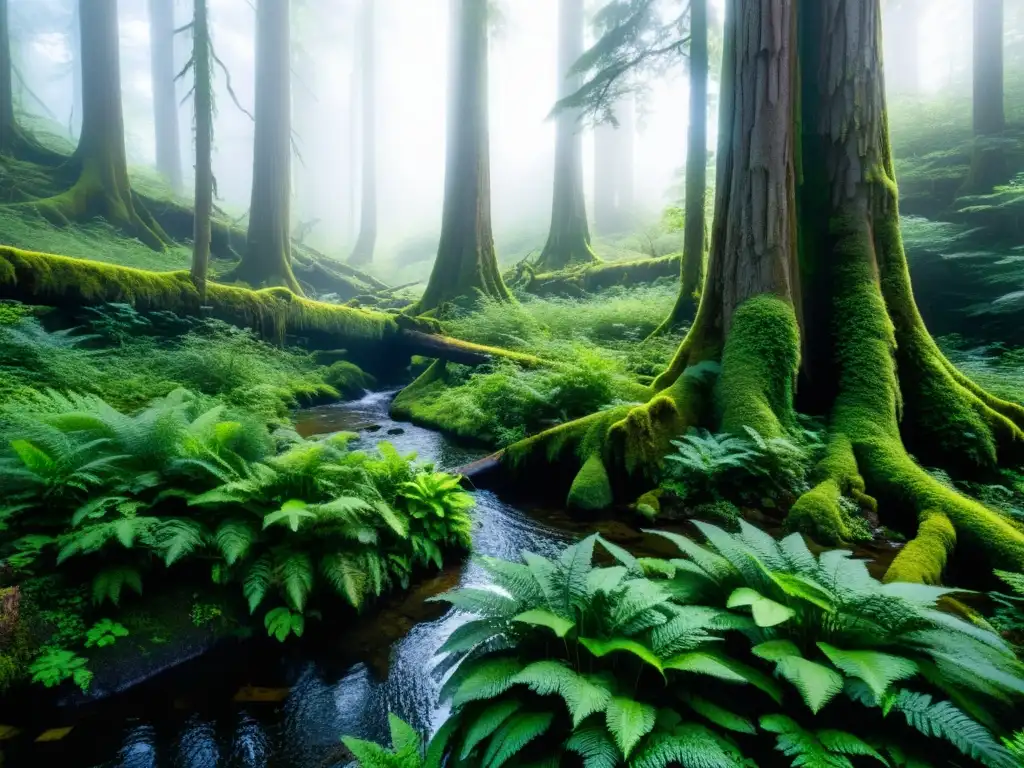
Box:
[966,0,1008,192]
[593,95,634,236]
[149,0,183,193]
[412,0,509,314]
[651,0,709,335]
[536,0,597,272]
[190,0,213,299]
[27,0,168,249]
[507,0,1024,583]
[348,0,377,267]
[0,0,62,163]
[231,0,302,293]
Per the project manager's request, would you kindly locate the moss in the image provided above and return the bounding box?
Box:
[324,361,376,399]
[789,434,876,545]
[567,454,614,511]
[390,361,489,442]
[635,489,662,519]
[692,500,741,529]
[884,511,956,585]
[717,295,800,438]
[519,254,681,297]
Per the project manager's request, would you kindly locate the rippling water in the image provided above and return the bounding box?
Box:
[5,392,573,768]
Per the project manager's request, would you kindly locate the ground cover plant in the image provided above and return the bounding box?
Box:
[344,526,1024,767]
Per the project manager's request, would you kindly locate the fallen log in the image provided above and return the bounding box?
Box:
[515,253,681,297]
[0,247,544,371]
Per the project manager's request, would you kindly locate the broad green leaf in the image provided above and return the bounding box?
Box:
[726,587,795,627]
[752,639,802,661]
[580,636,664,673]
[775,656,844,714]
[679,691,757,734]
[605,696,656,759]
[818,643,918,701]
[512,609,575,638]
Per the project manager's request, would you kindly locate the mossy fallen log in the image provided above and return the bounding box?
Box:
[515,253,681,297]
[0,246,542,371]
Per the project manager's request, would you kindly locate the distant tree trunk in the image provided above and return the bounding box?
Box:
[412,0,509,314]
[884,0,920,93]
[652,0,708,335]
[536,0,596,272]
[190,0,213,299]
[0,0,64,163]
[348,0,377,267]
[593,95,634,235]
[29,0,168,249]
[149,0,183,193]
[965,0,1008,191]
[231,0,301,293]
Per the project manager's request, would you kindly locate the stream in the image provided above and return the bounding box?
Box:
[3,391,575,768]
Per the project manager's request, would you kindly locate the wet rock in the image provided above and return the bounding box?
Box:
[387,427,405,435]
[361,424,382,433]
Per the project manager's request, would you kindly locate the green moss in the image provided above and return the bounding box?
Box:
[789,434,875,545]
[519,254,680,297]
[323,361,376,399]
[567,454,614,511]
[717,295,800,438]
[884,511,956,585]
[635,489,662,519]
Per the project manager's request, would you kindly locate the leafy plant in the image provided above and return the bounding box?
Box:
[343,713,433,768]
[399,472,474,544]
[28,648,92,692]
[990,569,1024,649]
[264,607,305,642]
[84,619,129,648]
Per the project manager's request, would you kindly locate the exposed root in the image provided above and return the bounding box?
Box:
[789,434,876,545]
[884,511,956,585]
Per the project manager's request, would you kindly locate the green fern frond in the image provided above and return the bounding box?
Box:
[279,550,314,611]
[817,643,918,701]
[605,696,656,759]
[91,565,143,606]
[154,518,207,566]
[678,692,756,734]
[214,519,257,566]
[451,656,524,707]
[565,722,621,768]
[773,656,845,714]
[433,586,522,619]
[511,660,613,727]
[243,554,275,613]
[631,722,747,768]
[458,699,523,760]
[320,551,368,608]
[480,710,555,768]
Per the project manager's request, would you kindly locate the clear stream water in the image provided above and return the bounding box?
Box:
[4,391,575,768]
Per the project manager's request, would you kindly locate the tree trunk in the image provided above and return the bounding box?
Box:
[593,95,634,236]
[190,0,213,299]
[651,0,709,335]
[149,0,183,193]
[232,0,302,293]
[966,0,1008,192]
[536,0,596,272]
[506,0,1024,583]
[883,0,920,93]
[30,0,168,249]
[348,0,377,267]
[0,0,68,163]
[412,0,509,314]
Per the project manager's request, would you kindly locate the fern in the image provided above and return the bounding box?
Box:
[511,660,613,726]
[264,607,305,642]
[604,696,656,758]
[480,710,555,768]
[91,565,143,606]
[213,519,257,565]
[565,722,621,768]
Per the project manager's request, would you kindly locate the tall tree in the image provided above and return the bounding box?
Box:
[512,0,1024,581]
[412,0,509,314]
[966,0,1008,191]
[149,0,183,192]
[30,0,167,248]
[347,0,377,266]
[231,0,302,293]
[0,0,68,163]
[186,0,213,298]
[536,0,597,272]
[652,0,708,334]
[592,97,634,235]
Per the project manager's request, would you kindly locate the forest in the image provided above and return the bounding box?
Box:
[1,0,1024,765]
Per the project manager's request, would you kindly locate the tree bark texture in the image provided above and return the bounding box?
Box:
[348,0,377,267]
[190,0,213,298]
[237,0,302,293]
[149,0,183,193]
[536,0,596,272]
[593,95,634,235]
[414,0,509,313]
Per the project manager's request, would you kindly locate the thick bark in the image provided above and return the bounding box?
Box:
[651,0,710,334]
[233,0,302,293]
[190,0,213,299]
[536,0,597,272]
[29,0,168,249]
[593,95,635,235]
[413,0,509,314]
[965,0,1008,192]
[348,0,377,267]
[503,0,1024,581]
[149,0,183,193]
